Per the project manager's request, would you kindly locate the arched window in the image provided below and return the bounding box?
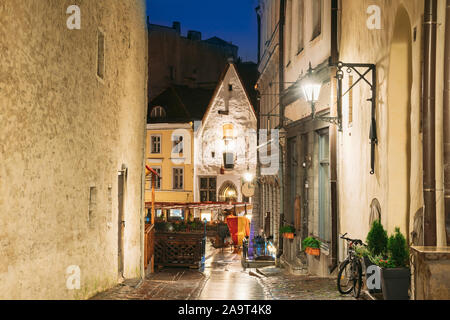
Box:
[150,106,166,119]
[218,181,238,202]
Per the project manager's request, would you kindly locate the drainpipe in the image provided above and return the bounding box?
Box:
[444,0,450,245]
[277,0,286,259]
[423,0,438,246]
[329,0,339,274]
[256,6,261,65]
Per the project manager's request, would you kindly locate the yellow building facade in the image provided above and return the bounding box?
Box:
[145,123,194,208]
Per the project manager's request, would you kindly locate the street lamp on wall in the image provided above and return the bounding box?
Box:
[302,63,341,130]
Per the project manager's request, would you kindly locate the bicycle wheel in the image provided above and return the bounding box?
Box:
[337,259,353,294]
[352,260,363,298]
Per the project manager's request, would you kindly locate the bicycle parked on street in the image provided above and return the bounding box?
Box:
[337,233,366,299]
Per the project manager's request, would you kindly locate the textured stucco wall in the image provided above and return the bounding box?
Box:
[337,0,448,251]
[0,0,148,299]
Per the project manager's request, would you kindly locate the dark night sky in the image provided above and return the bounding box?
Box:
[146,0,259,63]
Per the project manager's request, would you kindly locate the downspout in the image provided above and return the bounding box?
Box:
[443,0,450,245]
[277,0,286,259]
[423,0,438,246]
[329,0,339,273]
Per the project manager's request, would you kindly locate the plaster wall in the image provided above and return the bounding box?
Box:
[0,0,148,299]
[337,0,447,251]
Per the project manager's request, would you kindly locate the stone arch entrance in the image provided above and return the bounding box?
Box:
[386,6,412,236]
[218,181,238,202]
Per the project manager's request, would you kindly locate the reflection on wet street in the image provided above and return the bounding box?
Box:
[196,248,266,300]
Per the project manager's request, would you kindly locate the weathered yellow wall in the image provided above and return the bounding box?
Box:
[145,125,194,203]
[0,0,148,299]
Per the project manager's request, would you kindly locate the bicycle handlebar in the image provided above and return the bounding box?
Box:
[339,233,366,246]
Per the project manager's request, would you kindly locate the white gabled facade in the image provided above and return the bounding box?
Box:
[194,63,257,219]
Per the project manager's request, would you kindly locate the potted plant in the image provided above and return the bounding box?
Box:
[302,237,321,256]
[377,228,410,300]
[280,225,296,239]
[365,220,388,293]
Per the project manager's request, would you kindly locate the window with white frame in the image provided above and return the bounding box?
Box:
[173,168,183,190]
[151,135,161,154]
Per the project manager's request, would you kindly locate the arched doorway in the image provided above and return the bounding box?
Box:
[218,181,238,202]
[386,6,412,236]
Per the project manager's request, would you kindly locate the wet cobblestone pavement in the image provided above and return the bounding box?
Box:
[254,267,355,300]
[92,243,355,300]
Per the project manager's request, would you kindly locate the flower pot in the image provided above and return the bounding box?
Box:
[283,232,294,239]
[363,256,382,294]
[305,247,320,256]
[380,267,410,300]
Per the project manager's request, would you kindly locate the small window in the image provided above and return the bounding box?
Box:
[151,135,161,154]
[97,31,105,79]
[312,0,322,40]
[146,167,161,190]
[88,186,97,223]
[228,84,233,91]
[297,0,304,52]
[173,168,184,190]
[150,106,166,119]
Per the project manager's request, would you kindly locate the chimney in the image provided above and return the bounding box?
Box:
[172,21,181,34]
[187,30,202,41]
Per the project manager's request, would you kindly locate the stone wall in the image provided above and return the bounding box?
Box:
[0,0,148,299]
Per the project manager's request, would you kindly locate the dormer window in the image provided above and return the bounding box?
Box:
[150,106,166,119]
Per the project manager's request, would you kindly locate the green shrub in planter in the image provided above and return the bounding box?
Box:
[302,237,321,250]
[279,225,295,235]
[377,228,410,300]
[366,220,388,257]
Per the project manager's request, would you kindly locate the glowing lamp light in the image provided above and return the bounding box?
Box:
[244,172,254,183]
[302,83,322,103]
[245,214,252,221]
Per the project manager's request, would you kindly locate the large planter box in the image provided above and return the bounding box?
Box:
[154,231,206,269]
[363,256,382,294]
[381,267,410,300]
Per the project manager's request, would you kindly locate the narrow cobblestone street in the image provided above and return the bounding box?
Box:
[92,243,355,300]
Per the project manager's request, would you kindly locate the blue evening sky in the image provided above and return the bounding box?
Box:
[146,0,259,63]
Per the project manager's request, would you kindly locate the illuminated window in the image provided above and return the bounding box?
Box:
[223,123,234,139]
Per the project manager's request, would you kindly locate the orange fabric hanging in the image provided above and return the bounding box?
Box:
[226,216,250,246]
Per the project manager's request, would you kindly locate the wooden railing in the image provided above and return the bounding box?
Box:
[144,224,155,271]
